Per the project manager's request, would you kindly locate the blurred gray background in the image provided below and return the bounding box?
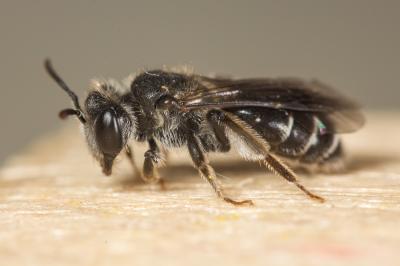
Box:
[0,1,399,163]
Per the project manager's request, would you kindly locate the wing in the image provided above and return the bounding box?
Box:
[182,76,365,133]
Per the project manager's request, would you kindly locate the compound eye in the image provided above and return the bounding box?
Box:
[94,110,123,156]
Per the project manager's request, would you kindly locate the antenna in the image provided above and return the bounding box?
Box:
[44,59,86,123]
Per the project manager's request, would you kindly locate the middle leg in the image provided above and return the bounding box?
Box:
[187,134,253,206]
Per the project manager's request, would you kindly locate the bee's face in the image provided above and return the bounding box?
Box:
[84,90,134,175]
[93,108,123,175]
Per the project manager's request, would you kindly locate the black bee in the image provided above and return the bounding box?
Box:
[45,60,364,206]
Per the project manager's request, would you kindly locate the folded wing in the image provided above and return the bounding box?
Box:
[182,76,365,133]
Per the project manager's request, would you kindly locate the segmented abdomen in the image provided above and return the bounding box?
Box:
[228,107,343,165]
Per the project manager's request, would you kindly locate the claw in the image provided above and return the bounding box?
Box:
[223,197,254,206]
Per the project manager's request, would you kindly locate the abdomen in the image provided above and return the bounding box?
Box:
[226,107,344,169]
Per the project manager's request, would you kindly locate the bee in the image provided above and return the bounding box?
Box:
[45,59,364,206]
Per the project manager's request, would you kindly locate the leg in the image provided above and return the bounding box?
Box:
[142,138,165,188]
[264,153,324,202]
[214,110,325,203]
[187,134,253,206]
[125,144,141,177]
[207,110,231,152]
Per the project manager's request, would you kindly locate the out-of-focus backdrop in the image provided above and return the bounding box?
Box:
[0,1,399,163]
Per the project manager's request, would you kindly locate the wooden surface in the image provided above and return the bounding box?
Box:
[0,112,399,266]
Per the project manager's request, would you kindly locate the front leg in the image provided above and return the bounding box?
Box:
[142,138,165,187]
[125,144,141,178]
[187,134,253,206]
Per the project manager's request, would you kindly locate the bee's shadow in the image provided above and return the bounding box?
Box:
[164,159,265,181]
[117,153,398,189]
[346,153,398,172]
[117,159,264,189]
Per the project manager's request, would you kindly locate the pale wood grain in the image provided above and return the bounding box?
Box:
[0,112,399,266]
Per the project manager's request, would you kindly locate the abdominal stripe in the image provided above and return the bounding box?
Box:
[226,107,343,164]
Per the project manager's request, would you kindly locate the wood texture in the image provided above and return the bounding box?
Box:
[0,112,399,266]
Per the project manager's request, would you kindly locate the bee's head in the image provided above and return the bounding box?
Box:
[83,87,134,175]
[45,59,135,176]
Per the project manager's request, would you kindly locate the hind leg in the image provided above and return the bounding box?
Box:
[208,110,325,203]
